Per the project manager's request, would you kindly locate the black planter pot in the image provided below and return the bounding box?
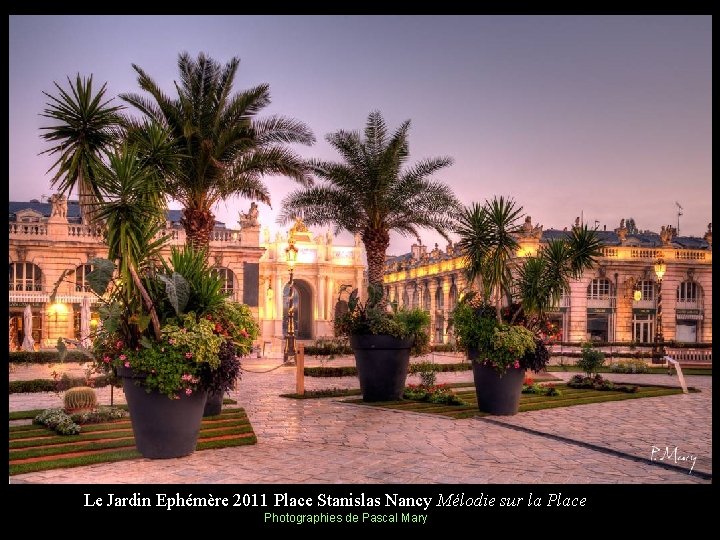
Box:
[203,389,224,417]
[350,334,413,402]
[469,351,525,416]
[118,366,208,459]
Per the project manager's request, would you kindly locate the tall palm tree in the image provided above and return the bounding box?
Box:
[120,52,315,249]
[455,196,603,323]
[40,74,123,224]
[280,110,459,289]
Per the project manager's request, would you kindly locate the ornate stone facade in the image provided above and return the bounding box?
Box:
[384,217,712,346]
[9,198,264,349]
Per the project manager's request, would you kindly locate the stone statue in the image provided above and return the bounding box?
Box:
[49,193,67,219]
[660,224,676,245]
[239,202,259,228]
[517,216,543,239]
[574,217,580,228]
[615,218,628,243]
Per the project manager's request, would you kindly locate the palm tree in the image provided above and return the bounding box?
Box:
[120,52,315,249]
[280,110,459,289]
[40,74,123,224]
[455,196,603,324]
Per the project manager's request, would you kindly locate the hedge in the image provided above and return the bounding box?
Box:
[9,375,113,394]
[304,362,472,378]
[9,351,92,364]
[551,341,712,349]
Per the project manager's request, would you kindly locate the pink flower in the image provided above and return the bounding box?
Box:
[185,388,192,395]
[103,356,111,364]
[240,328,249,338]
[119,354,127,361]
[115,340,123,349]
[168,338,176,345]
[185,352,193,359]
[514,360,520,369]
[124,361,130,368]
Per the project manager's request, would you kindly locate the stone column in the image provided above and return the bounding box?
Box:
[428,280,438,344]
[318,275,325,321]
[275,272,284,322]
[442,278,451,342]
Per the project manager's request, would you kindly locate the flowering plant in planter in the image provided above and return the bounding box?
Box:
[452,196,602,370]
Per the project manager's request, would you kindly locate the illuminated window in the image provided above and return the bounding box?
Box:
[8,262,42,292]
[75,264,94,292]
[587,278,612,299]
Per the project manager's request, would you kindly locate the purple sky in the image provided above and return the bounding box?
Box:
[9,15,712,255]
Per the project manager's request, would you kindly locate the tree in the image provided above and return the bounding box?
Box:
[455,197,602,324]
[625,217,638,235]
[121,52,315,249]
[280,110,459,288]
[40,74,123,224]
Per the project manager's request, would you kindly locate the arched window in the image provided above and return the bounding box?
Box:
[402,289,409,308]
[212,268,235,298]
[677,281,699,303]
[448,281,458,311]
[422,282,431,311]
[435,283,444,311]
[75,264,94,292]
[587,278,612,299]
[411,286,419,309]
[9,262,42,292]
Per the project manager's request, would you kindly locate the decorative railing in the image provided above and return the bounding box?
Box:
[667,348,712,364]
[675,250,707,260]
[9,292,49,303]
[9,223,48,236]
[67,225,104,238]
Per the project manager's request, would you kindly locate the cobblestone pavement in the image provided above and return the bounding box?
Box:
[9,355,711,484]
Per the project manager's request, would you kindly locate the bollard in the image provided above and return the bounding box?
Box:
[296,343,305,396]
[665,356,688,394]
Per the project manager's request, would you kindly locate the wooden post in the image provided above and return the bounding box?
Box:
[296,343,305,396]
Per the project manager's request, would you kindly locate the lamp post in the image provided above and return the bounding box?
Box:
[653,258,666,366]
[284,239,299,364]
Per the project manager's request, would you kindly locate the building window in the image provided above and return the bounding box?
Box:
[448,281,458,311]
[422,283,430,311]
[75,264,94,292]
[411,287,419,309]
[402,289,409,308]
[212,268,235,298]
[677,281,698,302]
[587,278,611,299]
[9,262,42,292]
[638,280,655,301]
[435,285,444,311]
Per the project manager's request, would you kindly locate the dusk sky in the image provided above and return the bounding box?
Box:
[9,15,712,255]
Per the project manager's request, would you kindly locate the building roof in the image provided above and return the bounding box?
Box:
[9,200,226,228]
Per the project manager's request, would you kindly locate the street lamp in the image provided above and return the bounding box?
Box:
[653,258,666,366]
[284,239,299,364]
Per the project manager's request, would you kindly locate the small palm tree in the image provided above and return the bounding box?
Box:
[280,110,459,289]
[40,74,123,224]
[121,52,315,249]
[455,196,602,324]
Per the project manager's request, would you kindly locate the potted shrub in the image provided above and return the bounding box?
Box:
[87,145,258,458]
[335,285,430,401]
[452,196,601,415]
[279,111,458,401]
[202,302,259,416]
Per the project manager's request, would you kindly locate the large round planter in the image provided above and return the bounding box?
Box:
[203,389,224,417]
[118,367,208,459]
[469,351,524,416]
[350,334,413,402]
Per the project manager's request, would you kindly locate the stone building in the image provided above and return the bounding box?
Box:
[257,218,365,346]
[9,196,263,350]
[383,218,712,346]
[9,197,366,352]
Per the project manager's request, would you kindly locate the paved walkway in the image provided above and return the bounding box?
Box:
[9,355,711,484]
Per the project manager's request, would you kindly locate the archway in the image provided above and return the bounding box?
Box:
[283,278,313,340]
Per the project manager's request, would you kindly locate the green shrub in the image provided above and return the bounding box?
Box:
[403,384,465,405]
[9,376,112,394]
[408,360,439,386]
[430,343,457,352]
[33,408,81,435]
[303,366,358,377]
[303,338,353,357]
[9,351,91,364]
[576,342,605,376]
[611,360,650,374]
[70,406,128,424]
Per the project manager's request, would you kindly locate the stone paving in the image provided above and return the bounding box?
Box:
[9,354,712,484]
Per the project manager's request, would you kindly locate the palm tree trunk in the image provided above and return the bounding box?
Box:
[362,227,390,287]
[128,264,162,341]
[78,170,97,225]
[181,206,216,251]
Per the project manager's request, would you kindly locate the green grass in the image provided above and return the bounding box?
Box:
[344,384,691,419]
[280,381,480,399]
[547,365,711,376]
[9,408,257,476]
